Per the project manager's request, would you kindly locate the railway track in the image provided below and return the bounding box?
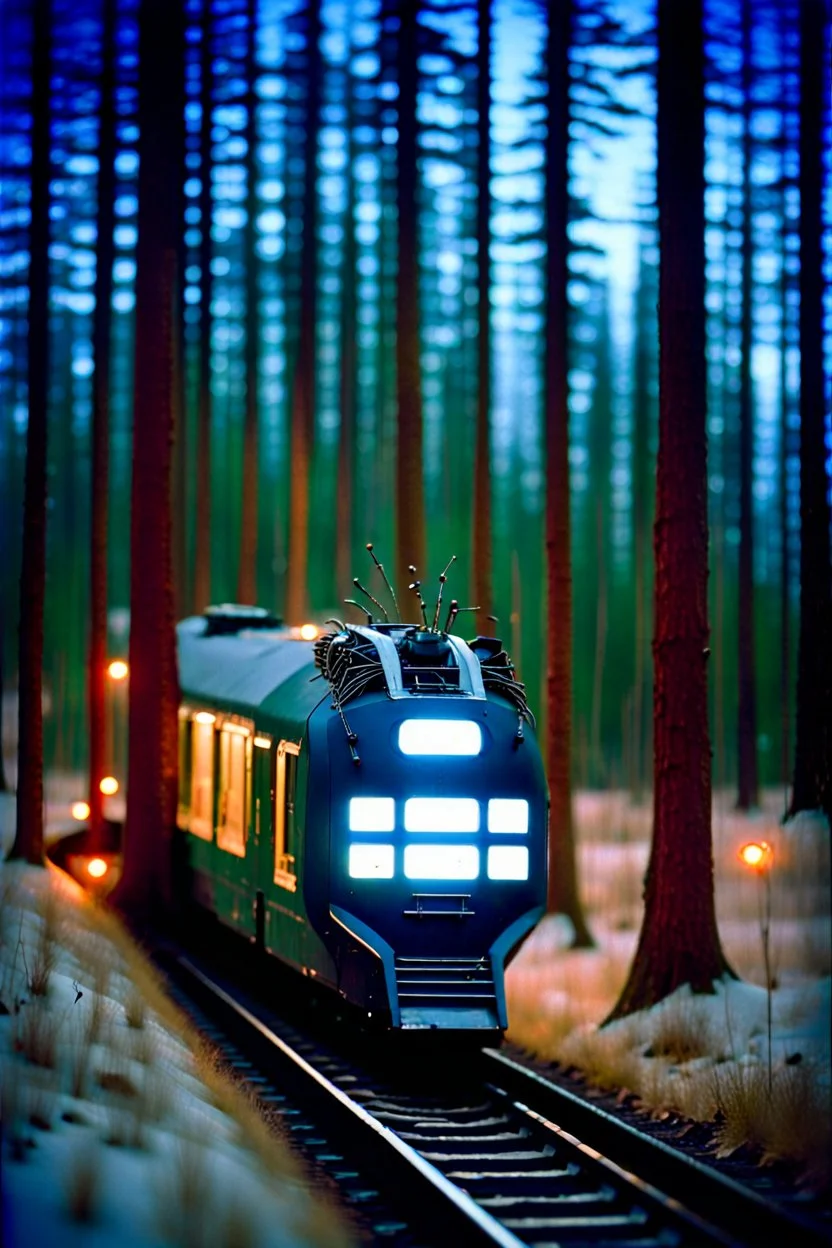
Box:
[150,936,830,1248]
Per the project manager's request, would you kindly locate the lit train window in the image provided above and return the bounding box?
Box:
[398,719,482,756]
[349,797,395,831]
[274,740,301,891]
[403,844,479,880]
[217,725,251,858]
[487,799,529,834]
[177,707,192,831]
[189,716,215,840]
[349,844,394,879]
[403,797,479,833]
[487,846,529,880]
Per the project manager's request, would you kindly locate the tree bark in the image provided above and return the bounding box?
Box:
[193,0,213,615]
[736,0,759,811]
[10,0,51,865]
[237,0,260,606]
[394,0,426,583]
[87,0,116,851]
[608,0,732,1018]
[788,0,832,823]
[336,52,357,598]
[110,0,184,914]
[471,0,492,623]
[285,0,321,624]
[543,0,593,946]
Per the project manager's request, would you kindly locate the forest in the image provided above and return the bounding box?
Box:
[1,0,831,922]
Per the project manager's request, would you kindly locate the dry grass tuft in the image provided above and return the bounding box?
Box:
[26,891,62,997]
[14,1001,59,1067]
[556,1021,641,1093]
[647,993,720,1063]
[124,984,146,1030]
[155,1139,217,1247]
[26,1068,59,1130]
[64,1137,103,1223]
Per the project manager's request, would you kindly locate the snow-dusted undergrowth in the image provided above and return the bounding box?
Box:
[507,792,832,1187]
[0,863,353,1248]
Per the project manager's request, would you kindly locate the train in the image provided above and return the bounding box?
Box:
[175,587,548,1034]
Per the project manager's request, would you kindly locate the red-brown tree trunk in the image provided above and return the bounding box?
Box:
[736,0,759,811]
[110,0,184,914]
[788,0,832,823]
[336,57,357,598]
[543,0,592,946]
[608,0,732,1018]
[193,0,213,615]
[285,0,321,624]
[10,0,51,865]
[87,0,116,852]
[237,0,259,606]
[394,0,426,583]
[471,0,492,622]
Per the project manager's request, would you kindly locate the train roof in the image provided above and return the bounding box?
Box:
[177,614,320,719]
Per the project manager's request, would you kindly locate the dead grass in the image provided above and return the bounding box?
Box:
[14,1001,59,1067]
[646,993,722,1063]
[64,1137,103,1223]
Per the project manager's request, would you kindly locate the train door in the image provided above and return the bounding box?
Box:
[214,721,254,935]
[250,733,274,948]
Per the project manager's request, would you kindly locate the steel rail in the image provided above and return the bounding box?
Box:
[482,1046,831,1248]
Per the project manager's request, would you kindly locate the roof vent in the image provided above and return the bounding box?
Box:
[202,603,283,636]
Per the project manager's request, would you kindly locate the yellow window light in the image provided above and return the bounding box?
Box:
[71,801,91,821]
[87,858,108,879]
[254,736,272,750]
[194,711,216,725]
[300,623,319,641]
[107,659,129,681]
[99,775,119,796]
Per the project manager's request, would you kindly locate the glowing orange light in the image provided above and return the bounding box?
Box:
[300,623,318,641]
[87,858,108,879]
[71,801,91,821]
[99,775,119,796]
[739,841,772,870]
[107,659,129,681]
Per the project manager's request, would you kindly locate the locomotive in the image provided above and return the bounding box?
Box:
[175,568,548,1034]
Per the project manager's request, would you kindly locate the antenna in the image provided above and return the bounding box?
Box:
[407,568,429,628]
[343,598,373,625]
[366,544,401,622]
[431,554,456,631]
[353,577,389,622]
[443,598,459,633]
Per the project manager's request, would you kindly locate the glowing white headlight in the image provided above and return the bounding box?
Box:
[487,798,529,834]
[404,845,479,880]
[487,846,529,880]
[349,844,395,878]
[349,797,395,832]
[404,797,480,833]
[398,719,482,756]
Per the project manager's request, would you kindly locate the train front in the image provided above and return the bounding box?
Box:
[304,624,548,1033]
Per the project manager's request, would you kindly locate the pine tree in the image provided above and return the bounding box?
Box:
[472,0,493,623]
[237,0,260,606]
[193,0,213,615]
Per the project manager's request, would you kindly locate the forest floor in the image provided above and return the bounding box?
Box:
[506,788,831,1191]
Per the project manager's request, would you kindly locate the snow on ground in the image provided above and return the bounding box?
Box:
[507,791,832,1186]
[0,847,353,1248]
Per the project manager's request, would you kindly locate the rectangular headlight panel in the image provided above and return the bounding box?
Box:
[404,797,480,833]
[398,719,482,756]
[349,843,395,878]
[404,844,480,880]
[487,846,529,880]
[349,796,395,832]
[487,798,529,834]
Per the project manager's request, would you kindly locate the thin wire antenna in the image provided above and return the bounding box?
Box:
[353,577,389,622]
[443,598,459,633]
[407,569,429,628]
[431,554,456,631]
[343,598,373,625]
[366,543,401,622]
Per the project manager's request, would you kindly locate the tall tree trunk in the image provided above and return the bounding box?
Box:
[471,0,492,622]
[630,242,653,801]
[110,0,184,914]
[10,0,51,865]
[788,0,832,823]
[237,0,259,605]
[608,0,732,1018]
[336,54,357,597]
[736,0,759,810]
[285,0,321,623]
[543,0,592,946]
[87,0,117,851]
[394,0,426,583]
[193,0,213,615]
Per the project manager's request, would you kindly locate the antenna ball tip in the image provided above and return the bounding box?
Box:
[366,543,373,551]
